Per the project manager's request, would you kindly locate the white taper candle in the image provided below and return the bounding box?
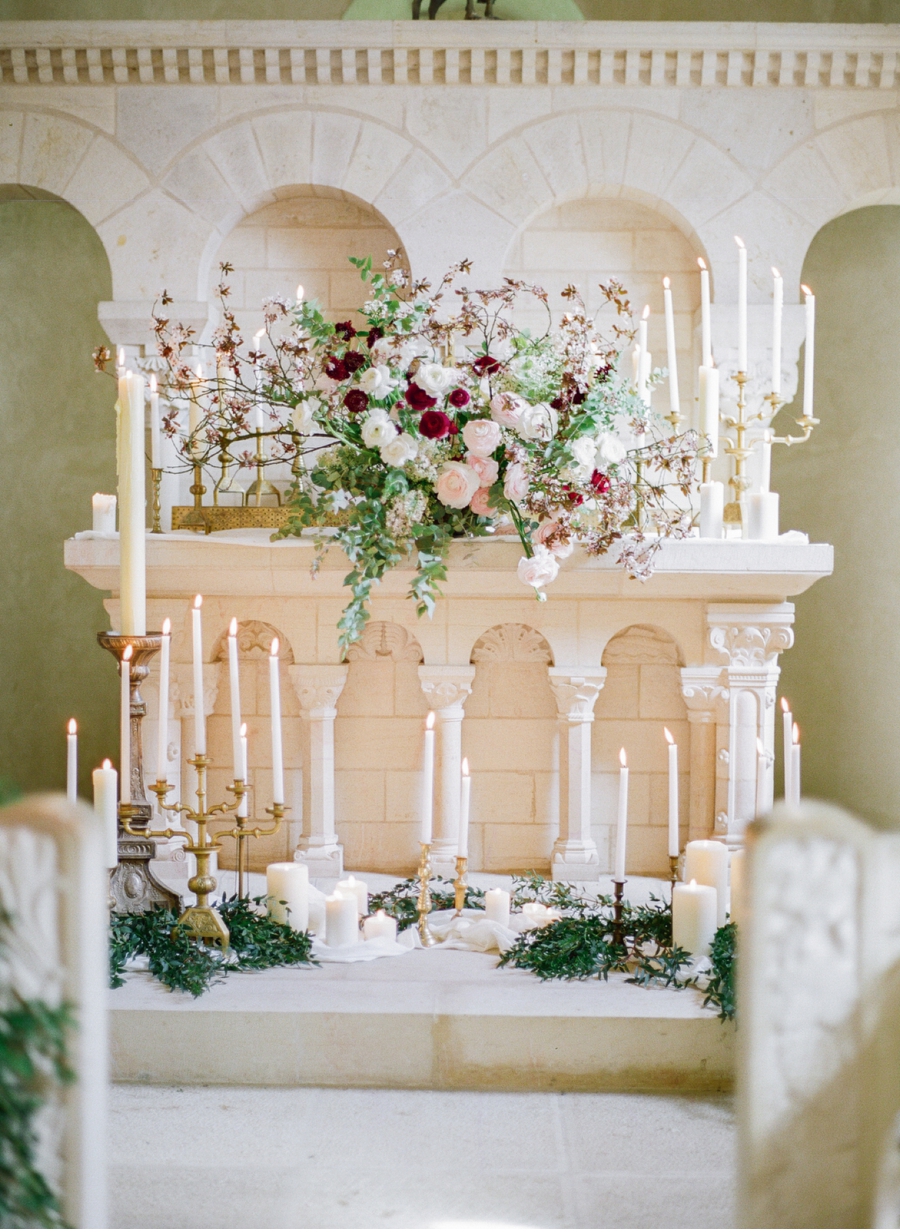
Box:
[66,719,77,802]
[421,712,435,845]
[802,284,815,420]
[663,277,680,418]
[156,617,170,786]
[269,638,284,805]
[615,748,629,883]
[664,728,679,858]
[736,237,748,372]
[771,267,783,396]
[458,757,471,859]
[781,697,793,803]
[227,618,242,783]
[191,595,206,755]
[698,257,712,368]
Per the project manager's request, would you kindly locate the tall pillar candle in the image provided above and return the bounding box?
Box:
[458,758,471,859]
[92,493,116,534]
[790,723,802,808]
[119,645,132,807]
[191,595,206,755]
[735,237,748,372]
[267,862,309,931]
[664,728,679,859]
[684,839,728,928]
[117,370,146,636]
[227,618,243,783]
[663,277,680,419]
[802,285,816,419]
[269,639,284,805]
[699,366,719,457]
[325,892,358,947]
[781,697,793,803]
[421,712,435,845]
[771,268,783,395]
[700,480,724,539]
[156,617,170,787]
[66,719,78,802]
[614,748,629,882]
[673,879,718,956]
[698,257,712,369]
[93,760,118,868]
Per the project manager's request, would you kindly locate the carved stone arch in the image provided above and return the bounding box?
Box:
[470,623,554,665]
[601,623,685,667]
[210,619,294,662]
[345,620,424,663]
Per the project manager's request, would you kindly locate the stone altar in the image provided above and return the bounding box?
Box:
[65,530,832,880]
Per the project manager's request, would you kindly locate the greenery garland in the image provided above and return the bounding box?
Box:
[0,910,72,1229]
[109,897,316,998]
[368,876,485,929]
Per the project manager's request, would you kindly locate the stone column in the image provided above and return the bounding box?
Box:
[708,605,794,848]
[417,666,476,876]
[547,668,606,881]
[681,666,729,844]
[288,665,349,878]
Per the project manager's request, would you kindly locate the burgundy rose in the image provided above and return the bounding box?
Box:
[472,355,501,376]
[595,364,613,382]
[405,382,437,411]
[334,320,355,342]
[343,350,366,374]
[590,469,611,495]
[419,410,452,439]
[366,326,384,349]
[448,420,459,435]
[563,486,585,507]
[572,389,587,405]
[344,389,369,415]
[448,388,470,408]
[325,356,349,381]
[550,397,564,411]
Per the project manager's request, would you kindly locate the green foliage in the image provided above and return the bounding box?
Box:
[499,915,629,981]
[699,921,737,1021]
[368,877,485,930]
[109,897,316,998]
[0,911,72,1228]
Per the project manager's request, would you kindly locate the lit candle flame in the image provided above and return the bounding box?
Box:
[229,617,238,638]
[102,758,111,770]
[734,235,745,249]
[162,617,171,636]
[240,722,247,737]
[67,718,77,735]
[781,697,790,713]
[462,757,470,776]
[642,304,650,320]
[123,644,133,663]
[253,328,265,342]
[193,594,203,610]
[663,276,670,290]
[296,283,304,301]
[270,637,279,658]
[697,257,707,270]
[117,346,125,368]
[663,727,674,745]
[801,284,813,296]
[426,712,435,730]
[690,878,697,888]
[772,266,781,279]
[793,722,800,744]
[195,364,203,379]
[150,373,157,393]
[619,747,627,768]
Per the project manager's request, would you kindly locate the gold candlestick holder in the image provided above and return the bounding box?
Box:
[244,429,281,508]
[213,445,245,507]
[416,842,436,947]
[669,854,679,907]
[150,468,163,534]
[720,371,763,525]
[453,855,468,916]
[213,806,285,900]
[180,462,211,534]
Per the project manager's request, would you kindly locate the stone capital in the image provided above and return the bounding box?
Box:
[681,666,728,723]
[418,666,476,716]
[707,604,795,667]
[171,663,220,719]
[288,664,349,717]
[548,668,606,723]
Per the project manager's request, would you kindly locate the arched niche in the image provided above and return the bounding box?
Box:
[210,185,405,338]
[594,624,688,876]
[503,194,704,412]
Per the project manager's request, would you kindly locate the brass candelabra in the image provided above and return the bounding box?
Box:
[214,445,245,506]
[612,878,626,947]
[453,855,468,917]
[216,808,284,901]
[244,428,282,507]
[150,469,163,534]
[180,462,212,534]
[416,842,436,947]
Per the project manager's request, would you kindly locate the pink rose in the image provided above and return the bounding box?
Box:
[535,520,574,560]
[462,418,501,458]
[466,453,499,486]
[490,392,527,429]
[435,461,480,510]
[517,546,560,590]
[470,487,497,517]
[503,461,529,505]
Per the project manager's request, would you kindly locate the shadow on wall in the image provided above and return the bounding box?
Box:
[0,187,118,795]
[775,205,900,829]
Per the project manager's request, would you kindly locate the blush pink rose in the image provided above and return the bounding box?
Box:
[517,546,560,590]
[466,452,499,486]
[462,417,501,458]
[435,461,480,510]
[470,487,497,517]
[535,519,574,560]
[490,391,528,429]
[503,461,529,505]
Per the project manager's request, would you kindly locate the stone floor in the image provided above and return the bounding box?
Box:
[109,1085,735,1229]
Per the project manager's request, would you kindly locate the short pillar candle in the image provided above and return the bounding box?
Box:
[266,862,309,932]
[363,910,397,942]
[683,839,729,928]
[485,887,510,928]
[673,879,718,956]
[336,875,368,917]
[325,892,358,947]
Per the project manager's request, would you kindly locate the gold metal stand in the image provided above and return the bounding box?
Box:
[150,468,163,534]
[669,854,679,907]
[721,371,760,525]
[179,463,211,534]
[416,842,436,946]
[214,447,245,507]
[244,429,281,507]
[612,878,626,947]
[453,855,468,916]
[215,807,285,900]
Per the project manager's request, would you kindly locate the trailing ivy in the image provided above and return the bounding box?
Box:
[696,920,737,1021]
[368,876,485,930]
[109,897,316,998]
[0,910,72,1228]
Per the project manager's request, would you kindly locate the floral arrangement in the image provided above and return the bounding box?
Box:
[100,253,699,650]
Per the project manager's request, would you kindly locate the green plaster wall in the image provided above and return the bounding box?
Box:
[0,195,118,797]
[774,205,900,828]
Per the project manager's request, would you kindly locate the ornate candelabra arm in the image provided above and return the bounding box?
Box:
[211,802,285,902]
[416,842,436,947]
[771,416,819,447]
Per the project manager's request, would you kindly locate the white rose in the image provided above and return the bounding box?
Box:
[570,436,597,469]
[417,362,457,395]
[370,337,393,364]
[380,432,418,468]
[358,364,396,397]
[362,412,396,449]
[518,401,558,442]
[435,461,481,510]
[596,431,628,465]
[292,397,321,435]
[503,461,530,505]
[517,546,560,591]
[462,418,502,458]
[490,392,528,429]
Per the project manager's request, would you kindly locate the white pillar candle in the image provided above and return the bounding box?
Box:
[118,370,146,636]
[363,910,397,942]
[307,893,326,936]
[93,759,118,868]
[92,493,116,534]
[227,618,242,783]
[771,267,783,395]
[521,901,561,930]
[191,595,206,756]
[735,237,748,372]
[684,838,729,928]
[614,748,628,882]
[238,723,248,818]
[802,284,816,419]
[325,892,358,947]
[790,723,802,808]
[66,719,78,802]
[458,757,471,859]
[699,366,719,457]
[119,645,132,809]
[664,728,679,859]
[781,697,793,803]
[336,875,368,917]
[485,887,510,928]
[266,862,309,931]
[663,277,680,419]
[421,712,435,845]
[729,848,746,927]
[698,257,712,369]
[269,638,284,805]
[156,617,170,787]
[149,373,161,469]
[673,879,718,956]
[745,492,779,541]
[700,481,724,539]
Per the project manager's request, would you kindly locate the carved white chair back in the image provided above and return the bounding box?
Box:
[738,800,900,1229]
[0,794,108,1229]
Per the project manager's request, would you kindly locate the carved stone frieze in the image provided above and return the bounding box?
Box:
[345,620,423,663]
[470,623,553,665]
[709,616,795,666]
[547,669,606,722]
[211,619,292,661]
